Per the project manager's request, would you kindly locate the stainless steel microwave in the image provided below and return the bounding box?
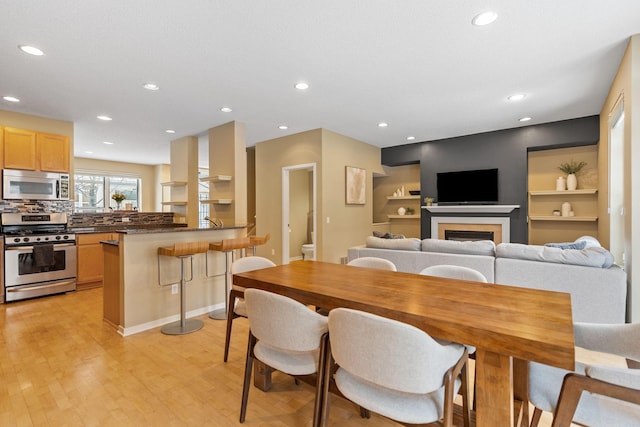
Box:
[2,169,70,201]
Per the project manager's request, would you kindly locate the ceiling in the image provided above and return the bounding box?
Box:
[2,1,640,168]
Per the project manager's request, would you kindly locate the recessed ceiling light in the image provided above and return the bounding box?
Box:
[472,11,498,26]
[103,141,114,145]
[220,107,233,113]
[2,96,20,103]
[295,82,309,90]
[378,122,388,128]
[18,45,44,56]
[407,136,416,141]
[165,129,176,134]
[279,125,288,130]
[143,83,159,91]
[507,93,526,101]
[97,115,112,121]
[519,117,532,122]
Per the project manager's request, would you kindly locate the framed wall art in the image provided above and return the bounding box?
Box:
[345,166,366,205]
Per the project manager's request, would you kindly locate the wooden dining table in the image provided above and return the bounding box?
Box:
[233,260,575,427]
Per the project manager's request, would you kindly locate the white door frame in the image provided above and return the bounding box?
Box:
[282,163,317,264]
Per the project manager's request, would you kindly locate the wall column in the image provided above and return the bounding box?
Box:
[170,136,199,227]
[208,121,247,226]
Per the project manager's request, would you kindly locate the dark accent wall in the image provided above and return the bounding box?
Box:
[381,116,600,243]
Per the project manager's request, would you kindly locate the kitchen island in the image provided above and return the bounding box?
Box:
[102,225,247,336]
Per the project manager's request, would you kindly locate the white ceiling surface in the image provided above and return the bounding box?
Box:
[1,1,640,168]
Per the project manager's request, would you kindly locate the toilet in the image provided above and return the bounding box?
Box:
[301,231,315,260]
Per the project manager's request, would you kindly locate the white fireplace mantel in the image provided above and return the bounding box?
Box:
[422,204,520,214]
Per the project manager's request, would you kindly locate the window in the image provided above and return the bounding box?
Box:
[75,172,141,211]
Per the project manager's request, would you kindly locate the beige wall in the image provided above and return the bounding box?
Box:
[0,109,74,173]
[320,129,383,263]
[75,157,160,212]
[255,128,382,264]
[599,34,640,321]
[255,129,322,263]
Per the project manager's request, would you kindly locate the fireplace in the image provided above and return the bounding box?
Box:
[445,230,495,242]
[431,216,510,244]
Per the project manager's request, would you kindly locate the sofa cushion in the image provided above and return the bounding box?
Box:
[496,243,614,268]
[366,236,421,251]
[421,239,496,256]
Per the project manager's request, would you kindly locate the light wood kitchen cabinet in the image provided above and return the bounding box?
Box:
[77,233,116,290]
[37,132,70,172]
[3,127,37,170]
[2,127,70,172]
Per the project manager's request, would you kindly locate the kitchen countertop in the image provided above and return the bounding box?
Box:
[71,224,247,235]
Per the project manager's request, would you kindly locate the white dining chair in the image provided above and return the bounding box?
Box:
[224,256,276,362]
[419,264,488,282]
[528,322,640,427]
[323,308,470,427]
[347,257,397,271]
[241,288,329,427]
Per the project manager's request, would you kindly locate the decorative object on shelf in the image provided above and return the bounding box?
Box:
[112,192,126,210]
[405,207,415,215]
[424,196,434,206]
[397,207,406,216]
[345,166,366,205]
[561,201,572,217]
[409,190,420,196]
[556,176,566,191]
[558,160,587,191]
[553,210,561,216]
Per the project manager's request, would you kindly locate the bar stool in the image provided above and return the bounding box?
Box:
[207,237,251,320]
[157,240,209,335]
[248,232,270,255]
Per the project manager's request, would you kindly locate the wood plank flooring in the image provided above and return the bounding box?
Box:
[0,288,561,426]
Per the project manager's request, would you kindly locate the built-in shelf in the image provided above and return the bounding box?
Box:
[529,189,597,196]
[161,201,187,206]
[423,205,520,214]
[529,216,598,222]
[200,199,233,205]
[386,195,420,200]
[199,175,232,182]
[387,214,420,219]
[160,181,187,187]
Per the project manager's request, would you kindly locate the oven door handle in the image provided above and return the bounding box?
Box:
[6,280,76,293]
[5,243,76,251]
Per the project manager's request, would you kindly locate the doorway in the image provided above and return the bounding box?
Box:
[282,163,317,264]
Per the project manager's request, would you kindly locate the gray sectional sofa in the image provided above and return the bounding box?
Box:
[347,237,627,323]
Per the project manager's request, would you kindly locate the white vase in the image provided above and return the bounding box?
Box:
[556,176,566,191]
[566,174,577,191]
[397,207,406,216]
[561,201,572,217]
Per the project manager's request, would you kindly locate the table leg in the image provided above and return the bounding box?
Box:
[253,359,273,391]
[475,349,514,427]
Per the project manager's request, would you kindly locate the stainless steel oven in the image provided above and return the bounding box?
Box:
[1,212,76,302]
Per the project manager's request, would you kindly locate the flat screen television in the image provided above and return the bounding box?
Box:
[436,168,498,204]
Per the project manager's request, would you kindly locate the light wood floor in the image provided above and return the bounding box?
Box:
[0,288,560,427]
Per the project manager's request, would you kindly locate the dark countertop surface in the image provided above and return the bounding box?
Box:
[70,224,247,235]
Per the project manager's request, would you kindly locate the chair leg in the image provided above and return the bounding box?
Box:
[223,289,244,362]
[312,333,329,427]
[239,331,257,423]
[461,358,470,427]
[321,340,334,427]
[530,407,542,427]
